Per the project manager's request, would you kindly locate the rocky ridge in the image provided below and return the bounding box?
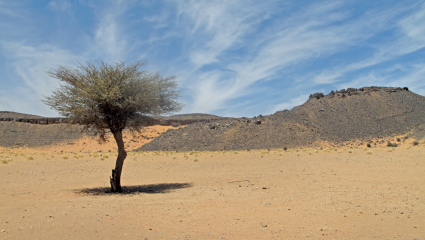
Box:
[137,87,425,151]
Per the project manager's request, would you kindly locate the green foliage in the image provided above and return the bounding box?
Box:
[42,61,182,140]
[413,141,419,146]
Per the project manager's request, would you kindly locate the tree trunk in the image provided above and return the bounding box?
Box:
[110,129,127,193]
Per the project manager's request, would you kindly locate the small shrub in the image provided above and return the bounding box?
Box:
[173,156,177,159]
[62,156,68,160]
[387,142,396,147]
[396,138,401,142]
[1,160,7,164]
[283,147,287,151]
[367,143,371,148]
[27,157,34,160]
[413,141,419,146]
[194,158,199,162]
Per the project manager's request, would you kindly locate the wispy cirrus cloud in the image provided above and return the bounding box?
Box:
[312,2,425,85]
[0,42,82,116]
[174,1,425,116]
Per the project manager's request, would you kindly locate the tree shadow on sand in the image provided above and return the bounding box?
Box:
[75,182,192,196]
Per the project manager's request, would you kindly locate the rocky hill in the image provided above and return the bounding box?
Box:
[137,87,425,151]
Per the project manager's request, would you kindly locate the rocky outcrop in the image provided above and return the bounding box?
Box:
[0,117,68,124]
[138,86,425,151]
[309,86,409,100]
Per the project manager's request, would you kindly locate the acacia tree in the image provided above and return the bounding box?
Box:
[42,61,182,192]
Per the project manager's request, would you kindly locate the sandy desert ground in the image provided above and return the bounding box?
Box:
[0,128,424,239]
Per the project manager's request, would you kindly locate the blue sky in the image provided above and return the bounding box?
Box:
[0,0,424,118]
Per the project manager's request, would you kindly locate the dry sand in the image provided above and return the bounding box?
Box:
[0,128,424,239]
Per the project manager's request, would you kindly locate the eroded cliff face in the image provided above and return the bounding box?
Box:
[137,87,425,151]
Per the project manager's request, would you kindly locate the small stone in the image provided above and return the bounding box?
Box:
[262,187,267,189]
[375,213,378,215]
[262,224,267,227]
[1,230,4,232]
[68,200,72,202]
[106,214,109,216]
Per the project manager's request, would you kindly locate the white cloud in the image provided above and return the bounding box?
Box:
[185,0,388,114]
[93,1,131,61]
[176,0,274,69]
[312,3,425,85]
[0,42,82,116]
